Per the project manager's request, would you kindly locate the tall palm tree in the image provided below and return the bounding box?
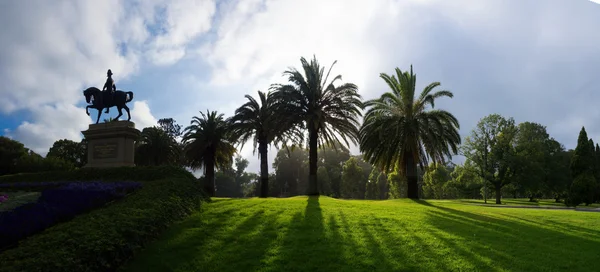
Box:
[182,110,237,197]
[359,65,461,199]
[230,90,299,198]
[271,55,363,196]
[135,126,180,166]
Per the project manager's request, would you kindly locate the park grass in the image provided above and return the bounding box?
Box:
[0,191,40,212]
[121,196,600,272]
[457,198,600,208]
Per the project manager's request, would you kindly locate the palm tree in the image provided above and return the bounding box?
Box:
[182,110,237,196]
[270,55,363,196]
[230,90,299,198]
[135,126,180,166]
[359,65,460,199]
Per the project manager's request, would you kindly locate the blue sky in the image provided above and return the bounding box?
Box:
[1,0,600,174]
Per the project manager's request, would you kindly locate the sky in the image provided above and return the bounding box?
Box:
[1,0,600,175]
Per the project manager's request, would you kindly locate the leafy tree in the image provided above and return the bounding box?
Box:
[14,149,74,173]
[387,166,408,199]
[182,110,237,196]
[544,142,572,202]
[242,173,260,197]
[214,165,238,197]
[569,172,596,206]
[359,65,460,199]
[595,144,600,203]
[158,118,183,139]
[235,156,249,179]
[317,166,332,195]
[318,143,351,197]
[355,155,373,189]
[513,122,550,201]
[230,91,299,198]
[273,148,308,196]
[422,163,451,199]
[47,139,87,168]
[0,136,30,176]
[233,156,258,197]
[367,168,383,199]
[271,55,363,195]
[445,161,483,199]
[136,127,181,166]
[365,179,378,200]
[567,127,597,206]
[462,114,518,204]
[377,171,389,200]
[341,157,364,199]
[571,127,595,177]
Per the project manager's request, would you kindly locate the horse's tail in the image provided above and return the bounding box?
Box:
[126,91,134,103]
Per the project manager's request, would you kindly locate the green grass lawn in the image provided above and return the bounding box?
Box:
[121,196,600,272]
[457,198,600,208]
[0,191,40,212]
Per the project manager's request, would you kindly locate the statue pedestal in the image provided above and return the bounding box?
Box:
[82,121,141,168]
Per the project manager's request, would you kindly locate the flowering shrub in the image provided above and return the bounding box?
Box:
[0,181,142,251]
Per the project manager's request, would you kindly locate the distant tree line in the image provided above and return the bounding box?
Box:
[1,55,599,206]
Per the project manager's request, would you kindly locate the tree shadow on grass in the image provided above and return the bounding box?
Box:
[120,199,279,272]
[262,195,346,272]
[413,202,600,271]
[498,213,600,241]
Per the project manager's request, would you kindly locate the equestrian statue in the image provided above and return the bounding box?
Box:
[83,69,134,124]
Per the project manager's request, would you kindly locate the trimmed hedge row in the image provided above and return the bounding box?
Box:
[0,165,196,184]
[0,166,208,272]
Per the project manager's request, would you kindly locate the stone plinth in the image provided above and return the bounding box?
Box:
[81,121,141,168]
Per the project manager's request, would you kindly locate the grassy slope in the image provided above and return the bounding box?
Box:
[122,196,600,272]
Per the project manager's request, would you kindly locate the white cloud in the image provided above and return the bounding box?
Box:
[5,104,91,155]
[0,0,215,155]
[130,100,159,130]
[192,0,600,172]
[3,0,600,174]
[144,0,216,65]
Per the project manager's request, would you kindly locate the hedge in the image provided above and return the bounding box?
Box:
[0,166,208,272]
[0,182,142,251]
[0,165,195,184]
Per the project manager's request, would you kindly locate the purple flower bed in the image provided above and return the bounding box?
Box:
[0,181,73,192]
[0,181,142,251]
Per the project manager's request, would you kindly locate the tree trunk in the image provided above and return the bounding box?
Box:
[308,126,319,196]
[495,185,502,204]
[205,159,216,197]
[259,140,269,198]
[405,153,419,199]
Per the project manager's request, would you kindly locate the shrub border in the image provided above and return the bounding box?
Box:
[0,166,208,272]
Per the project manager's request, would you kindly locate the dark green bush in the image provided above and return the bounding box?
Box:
[566,171,597,207]
[0,166,208,272]
[0,165,195,184]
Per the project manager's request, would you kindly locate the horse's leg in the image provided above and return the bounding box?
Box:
[96,108,102,124]
[86,105,91,116]
[115,106,123,121]
[124,105,131,121]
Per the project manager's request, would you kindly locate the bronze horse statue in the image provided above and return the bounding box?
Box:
[83,87,134,124]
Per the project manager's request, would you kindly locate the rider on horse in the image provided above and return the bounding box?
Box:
[102,69,117,113]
